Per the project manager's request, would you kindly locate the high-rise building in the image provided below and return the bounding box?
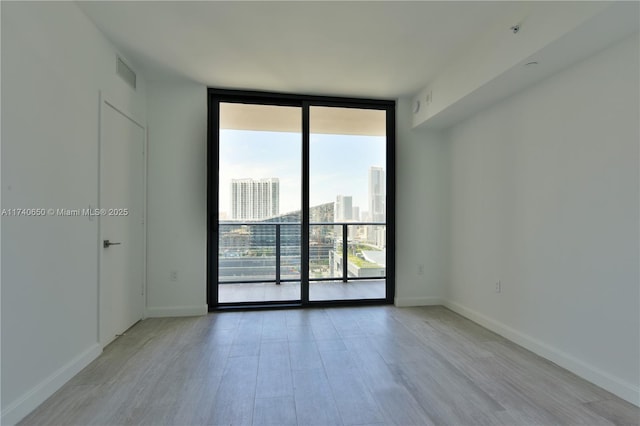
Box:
[335,195,353,222]
[352,206,360,222]
[368,166,385,222]
[231,178,279,220]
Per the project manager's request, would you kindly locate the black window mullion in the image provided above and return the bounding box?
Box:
[385,104,396,304]
[207,96,220,308]
[301,102,310,304]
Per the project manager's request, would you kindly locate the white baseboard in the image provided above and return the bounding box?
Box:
[443,299,640,407]
[1,343,102,426]
[145,304,208,317]
[394,297,443,307]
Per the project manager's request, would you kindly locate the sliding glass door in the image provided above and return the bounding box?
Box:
[217,102,302,304]
[309,106,387,301]
[208,90,394,308]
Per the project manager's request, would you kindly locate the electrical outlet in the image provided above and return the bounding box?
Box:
[170,270,178,282]
[418,264,425,275]
[495,280,501,293]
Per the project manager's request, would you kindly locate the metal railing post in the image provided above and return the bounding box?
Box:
[342,223,348,283]
[276,224,281,285]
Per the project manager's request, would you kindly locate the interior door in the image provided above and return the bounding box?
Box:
[99,100,145,347]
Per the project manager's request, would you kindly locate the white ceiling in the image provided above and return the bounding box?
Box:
[77,1,531,99]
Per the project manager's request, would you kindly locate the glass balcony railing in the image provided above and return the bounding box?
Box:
[218,222,386,284]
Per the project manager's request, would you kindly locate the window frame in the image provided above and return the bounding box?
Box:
[207,88,395,309]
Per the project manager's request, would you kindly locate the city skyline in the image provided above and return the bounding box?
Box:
[222,168,385,222]
[219,129,385,218]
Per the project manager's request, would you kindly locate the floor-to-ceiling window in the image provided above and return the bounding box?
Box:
[208,90,394,308]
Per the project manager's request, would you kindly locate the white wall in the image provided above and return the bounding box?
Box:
[146,80,208,317]
[1,2,147,424]
[144,89,447,311]
[445,34,639,404]
[395,98,448,306]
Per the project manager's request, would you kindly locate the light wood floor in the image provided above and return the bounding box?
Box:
[20,306,639,426]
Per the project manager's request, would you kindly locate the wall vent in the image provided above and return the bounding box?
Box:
[116,56,136,90]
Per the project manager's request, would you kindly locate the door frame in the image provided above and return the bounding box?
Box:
[207,88,395,310]
[98,93,147,346]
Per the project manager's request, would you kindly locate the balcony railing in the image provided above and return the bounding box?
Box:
[218,221,386,284]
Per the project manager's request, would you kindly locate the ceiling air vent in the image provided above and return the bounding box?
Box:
[116,56,136,90]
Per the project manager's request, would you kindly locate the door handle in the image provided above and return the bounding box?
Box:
[103,240,122,248]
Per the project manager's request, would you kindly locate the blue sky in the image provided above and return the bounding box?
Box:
[219,129,385,217]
